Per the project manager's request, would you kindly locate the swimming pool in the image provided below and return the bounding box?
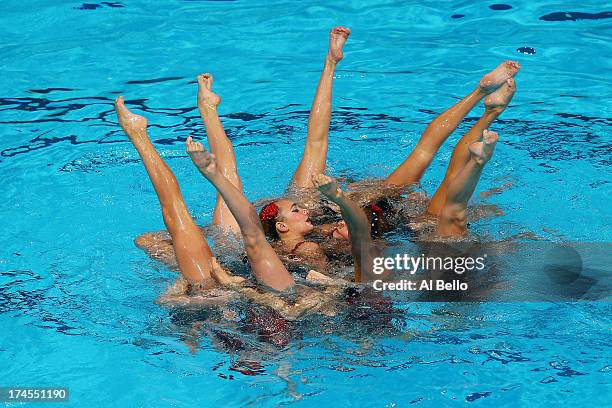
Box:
[1,0,610,406]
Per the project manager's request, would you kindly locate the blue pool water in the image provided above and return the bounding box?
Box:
[1,0,611,406]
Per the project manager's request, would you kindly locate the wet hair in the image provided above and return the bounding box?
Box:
[259,202,280,240]
[363,198,393,239]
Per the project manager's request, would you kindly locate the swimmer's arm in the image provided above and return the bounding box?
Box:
[198,161,295,291]
[306,270,349,287]
[329,192,376,282]
[293,242,328,273]
[313,176,375,282]
[314,223,337,236]
[314,222,348,239]
[293,241,326,260]
[236,287,312,321]
[320,188,371,240]
[210,258,245,286]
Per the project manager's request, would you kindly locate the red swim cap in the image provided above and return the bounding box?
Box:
[260,202,279,221]
[370,203,383,213]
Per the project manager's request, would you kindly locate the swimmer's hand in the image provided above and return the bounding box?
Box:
[210,259,246,287]
[155,278,240,307]
[186,137,218,178]
[306,270,333,283]
[312,174,342,201]
[306,270,349,287]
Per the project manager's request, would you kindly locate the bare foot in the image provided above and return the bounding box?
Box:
[197,73,221,111]
[312,174,342,199]
[115,96,148,136]
[186,136,217,176]
[328,26,351,63]
[478,61,520,94]
[469,129,499,165]
[484,78,516,112]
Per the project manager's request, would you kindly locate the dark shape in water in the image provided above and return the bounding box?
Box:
[539,11,612,21]
[29,88,77,94]
[101,1,125,7]
[74,2,124,10]
[550,361,587,377]
[540,376,558,384]
[538,244,600,301]
[451,14,465,19]
[517,46,536,55]
[126,76,184,85]
[74,3,102,10]
[489,4,512,10]
[227,112,266,121]
[466,392,492,402]
[543,245,582,284]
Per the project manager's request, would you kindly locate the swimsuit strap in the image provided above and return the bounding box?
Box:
[290,241,307,255]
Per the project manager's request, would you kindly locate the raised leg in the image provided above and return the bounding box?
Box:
[197,73,242,234]
[115,97,215,285]
[291,26,350,188]
[385,61,519,186]
[187,140,295,292]
[427,78,516,216]
[436,130,499,237]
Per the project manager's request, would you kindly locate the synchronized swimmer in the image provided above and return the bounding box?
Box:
[114,26,519,319]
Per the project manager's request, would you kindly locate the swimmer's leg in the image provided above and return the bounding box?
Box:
[385,61,519,186]
[135,226,238,277]
[183,322,204,354]
[291,26,351,188]
[134,231,178,268]
[427,79,516,216]
[115,96,214,286]
[197,73,242,234]
[187,141,295,292]
[436,130,499,237]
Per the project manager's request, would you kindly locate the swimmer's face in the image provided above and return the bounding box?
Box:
[332,220,349,240]
[275,199,313,236]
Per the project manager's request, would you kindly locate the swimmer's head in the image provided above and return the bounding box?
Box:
[260,199,313,240]
[363,199,392,238]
